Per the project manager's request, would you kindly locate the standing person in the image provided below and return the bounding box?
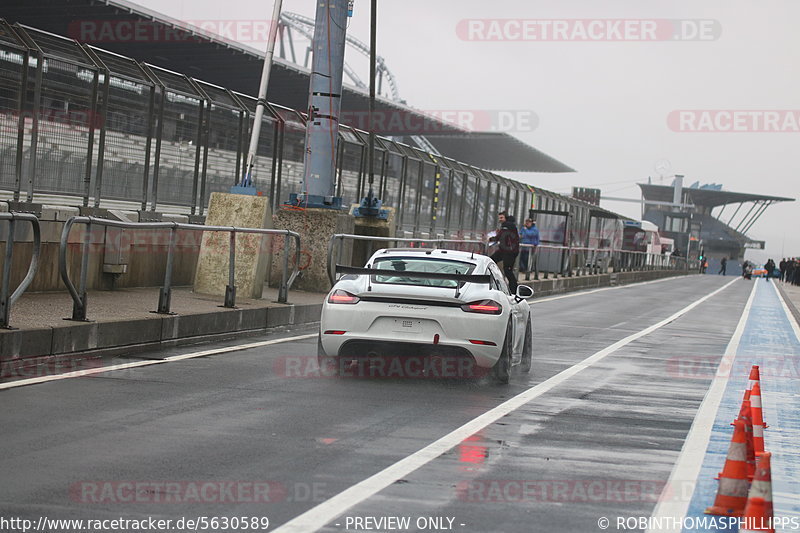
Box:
[719,257,728,275]
[489,211,520,293]
[518,218,540,273]
[764,258,776,282]
[779,259,787,282]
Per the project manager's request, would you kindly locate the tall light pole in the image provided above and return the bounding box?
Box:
[354,0,387,218]
[237,0,283,192]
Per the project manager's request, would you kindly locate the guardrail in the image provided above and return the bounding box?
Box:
[327,234,488,286]
[519,243,697,280]
[0,212,41,328]
[59,216,302,321]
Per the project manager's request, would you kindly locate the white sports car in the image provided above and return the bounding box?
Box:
[318,248,533,383]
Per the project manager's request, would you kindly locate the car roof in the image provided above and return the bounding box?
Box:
[369,248,490,265]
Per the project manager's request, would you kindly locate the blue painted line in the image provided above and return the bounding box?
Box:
[682,280,800,532]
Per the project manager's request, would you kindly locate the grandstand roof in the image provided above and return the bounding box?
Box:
[2,0,575,173]
[639,183,794,208]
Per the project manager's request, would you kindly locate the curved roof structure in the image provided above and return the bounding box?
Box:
[2,0,574,173]
[639,183,794,208]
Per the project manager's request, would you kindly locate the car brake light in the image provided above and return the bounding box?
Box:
[328,290,360,304]
[324,330,347,335]
[469,339,497,346]
[461,300,502,315]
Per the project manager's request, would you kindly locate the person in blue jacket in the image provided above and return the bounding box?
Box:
[518,218,540,273]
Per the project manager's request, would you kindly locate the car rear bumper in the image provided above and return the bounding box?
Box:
[320,302,505,368]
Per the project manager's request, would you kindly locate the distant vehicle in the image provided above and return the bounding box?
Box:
[319,249,534,383]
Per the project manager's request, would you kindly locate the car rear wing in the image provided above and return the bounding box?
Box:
[335,265,490,284]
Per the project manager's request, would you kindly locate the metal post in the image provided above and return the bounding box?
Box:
[224,231,237,308]
[141,81,157,211]
[1,219,15,328]
[364,0,379,208]
[157,225,177,313]
[243,0,284,187]
[190,96,206,215]
[83,68,100,207]
[13,49,29,203]
[278,233,290,303]
[149,73,166,212]
[198,111,211,216]
[73,221,91,321]
[93,63,110,209]
[27,49,44,202]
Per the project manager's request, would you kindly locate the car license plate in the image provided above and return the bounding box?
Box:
[393,319,421,333]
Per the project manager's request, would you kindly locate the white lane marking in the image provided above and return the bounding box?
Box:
[646,279,757,533]
[530,273,696,304]
[273,278,739,533]
[0,334,317,391]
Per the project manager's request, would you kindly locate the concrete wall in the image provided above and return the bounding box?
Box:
[0,302,323,362]
[526,269,692,298]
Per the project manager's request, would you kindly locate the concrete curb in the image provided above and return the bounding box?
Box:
[1,303,322,362]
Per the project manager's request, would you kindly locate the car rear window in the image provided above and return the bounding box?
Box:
[371,257,476,288]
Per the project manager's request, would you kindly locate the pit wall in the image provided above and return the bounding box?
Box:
[0,205,201,292]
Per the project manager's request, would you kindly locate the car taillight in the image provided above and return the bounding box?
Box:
[328,290,360,304]
[461,300,502,315]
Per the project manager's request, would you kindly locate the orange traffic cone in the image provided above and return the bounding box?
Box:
[742,365,761,402]
[731,398,757,480]
[705,419,750,516]
[740,454,774,533]
[742,365,767,427]
[750,382,766,456]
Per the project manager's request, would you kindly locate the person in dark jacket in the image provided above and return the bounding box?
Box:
[719,257,727,275]
[764,259,776,282]
[779,259,787,282]
[489,211,520,293]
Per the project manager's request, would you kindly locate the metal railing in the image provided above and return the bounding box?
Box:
[518,243,697,280]
[327,234,488,286]
[59,216,301,321]
[0,212,40,328]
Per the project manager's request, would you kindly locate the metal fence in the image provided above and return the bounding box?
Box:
[0,211,40,328]
[0,20,668,270]
[59,216,302,321]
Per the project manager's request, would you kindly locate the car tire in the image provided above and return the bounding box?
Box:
[492,322,512,384]
[317,334,341,377]
[520,317,533,373]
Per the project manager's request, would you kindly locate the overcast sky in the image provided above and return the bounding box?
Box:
[135,0,798,263]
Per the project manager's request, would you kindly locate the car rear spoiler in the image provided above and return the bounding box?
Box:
[335,265,490,284]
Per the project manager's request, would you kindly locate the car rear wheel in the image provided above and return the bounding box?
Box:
[520,318,533,373]
[492,322,512,384]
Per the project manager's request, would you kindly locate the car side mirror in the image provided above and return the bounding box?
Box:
[515,285,534,301]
